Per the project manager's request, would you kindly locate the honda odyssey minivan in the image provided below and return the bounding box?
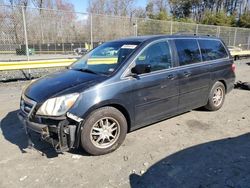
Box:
[18,35,235,155]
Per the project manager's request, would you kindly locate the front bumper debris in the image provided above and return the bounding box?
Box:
[18,110,83,153]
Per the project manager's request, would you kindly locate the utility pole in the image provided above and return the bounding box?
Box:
[22,6,29,61]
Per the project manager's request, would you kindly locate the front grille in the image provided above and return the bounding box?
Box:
[20,95,36,116]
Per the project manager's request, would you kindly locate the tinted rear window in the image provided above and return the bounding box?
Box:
[175,39,202,66]
[198,39,228,61]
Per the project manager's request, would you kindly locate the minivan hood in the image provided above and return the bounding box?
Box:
[24,69,105,103]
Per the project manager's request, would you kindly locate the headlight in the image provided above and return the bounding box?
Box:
[37,93,79,116]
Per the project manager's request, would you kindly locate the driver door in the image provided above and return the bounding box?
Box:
[130,40,179,127]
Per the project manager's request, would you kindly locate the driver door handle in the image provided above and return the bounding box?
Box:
[183,71,191,77]
[167,74,177,80]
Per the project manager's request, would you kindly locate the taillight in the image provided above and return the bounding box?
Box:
[231,64,236,72]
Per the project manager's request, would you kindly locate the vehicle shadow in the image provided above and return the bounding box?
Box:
[130,133,250,188]
[0,110,59,158]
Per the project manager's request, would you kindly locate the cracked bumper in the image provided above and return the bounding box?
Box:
[18,110,82,152]
[18,112,49,136]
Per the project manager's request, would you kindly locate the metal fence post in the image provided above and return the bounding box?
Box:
[135,18,138,36]
[170,20,173,35]
[62,43,65,53]
[90,13,93,49]
[247,35,250,50]
[21,6,29,61]
[217,26,220,37]
[233,28,237,46]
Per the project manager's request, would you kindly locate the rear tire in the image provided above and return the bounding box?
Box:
[204,82,226,111]
[81,107,127,155]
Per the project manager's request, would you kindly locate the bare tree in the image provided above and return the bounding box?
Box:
[88,0,107,14]
[88,0,135,16]
[151,0,168,11]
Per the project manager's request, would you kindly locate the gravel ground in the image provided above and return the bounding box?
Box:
[0,67,65,82]
[0,59,250,188]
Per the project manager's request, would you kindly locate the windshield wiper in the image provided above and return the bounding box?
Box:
[74,68,98,75]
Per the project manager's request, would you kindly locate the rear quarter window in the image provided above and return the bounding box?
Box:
[174,39,202,66]
[198,39,228,61]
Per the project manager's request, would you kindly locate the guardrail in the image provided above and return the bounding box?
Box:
[0,51,16,54]
[0,57,117,71]
[230,50,250,57]
[0,50,75,54]
[0,59,76,71]
[230,50,250,60]
[0,51,249,71]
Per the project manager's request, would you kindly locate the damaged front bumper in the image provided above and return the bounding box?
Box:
[18,110,84,153]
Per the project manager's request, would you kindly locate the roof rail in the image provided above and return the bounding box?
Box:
[174,32,193,35]
[174,32,213,37]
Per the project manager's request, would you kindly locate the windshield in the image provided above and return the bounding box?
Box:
[70,41,141,75]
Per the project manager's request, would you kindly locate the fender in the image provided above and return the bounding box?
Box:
[74,99,134,148]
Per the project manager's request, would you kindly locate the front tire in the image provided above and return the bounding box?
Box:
[204,81,226,111]
[81,107,127,155]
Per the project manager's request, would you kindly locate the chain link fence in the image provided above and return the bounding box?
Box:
[0,5,25,59]
[25,7,90,55]
[1,4,250,62]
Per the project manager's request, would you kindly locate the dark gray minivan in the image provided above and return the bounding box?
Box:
[18,35,235,155]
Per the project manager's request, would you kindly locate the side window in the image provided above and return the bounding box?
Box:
[198,39,228,61]
[135,41,172,73]
[175,39,201,66]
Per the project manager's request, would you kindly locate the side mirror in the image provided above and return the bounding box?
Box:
[131,64,151,75]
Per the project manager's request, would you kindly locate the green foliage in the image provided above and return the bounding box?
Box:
[238,11,250,28]
[146,2,154,19]
[201,11,236,27]
[145,2,170,21]
[155,10,169,20]
[143,1,249,28]
[169,0,196,18]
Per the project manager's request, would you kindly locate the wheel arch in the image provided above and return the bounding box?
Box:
[107,104,131,132]
[83,101,132,132]
[218,80,227,93]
